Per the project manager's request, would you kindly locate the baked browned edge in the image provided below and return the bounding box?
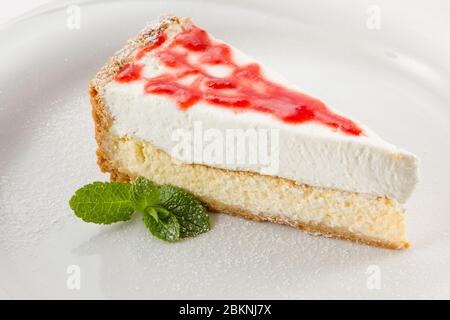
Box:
[88,15,408,250]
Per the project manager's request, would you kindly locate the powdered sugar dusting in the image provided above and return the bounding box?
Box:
[0,95,99,253]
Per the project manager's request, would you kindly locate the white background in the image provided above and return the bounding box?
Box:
[0,0,51,24]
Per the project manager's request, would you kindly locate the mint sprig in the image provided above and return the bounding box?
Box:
[69,177,210,242]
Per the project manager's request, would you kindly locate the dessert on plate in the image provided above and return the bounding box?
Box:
[89,15,418,249]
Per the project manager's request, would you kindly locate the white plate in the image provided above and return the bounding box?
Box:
[1,0,450,299]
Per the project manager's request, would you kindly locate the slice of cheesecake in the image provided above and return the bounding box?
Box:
[89,15,418,249]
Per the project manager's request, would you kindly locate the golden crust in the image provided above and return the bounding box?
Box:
[204,198,409,250]
[107,169,408,250]
[88,15,408,250]
[89,15,180,176]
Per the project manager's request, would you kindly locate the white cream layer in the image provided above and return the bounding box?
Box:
[102,22,418,203]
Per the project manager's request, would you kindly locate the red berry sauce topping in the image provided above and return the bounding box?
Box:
[115,25,363,135]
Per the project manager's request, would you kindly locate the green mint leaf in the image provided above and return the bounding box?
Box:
[143,207,180,242]
[69,182,134,224]
[158,185,210,238]
[130,177,159,212]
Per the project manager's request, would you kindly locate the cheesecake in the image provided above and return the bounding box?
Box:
[89,15,418,249]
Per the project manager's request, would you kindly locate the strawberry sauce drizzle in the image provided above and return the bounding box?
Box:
[116,25,363,135]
